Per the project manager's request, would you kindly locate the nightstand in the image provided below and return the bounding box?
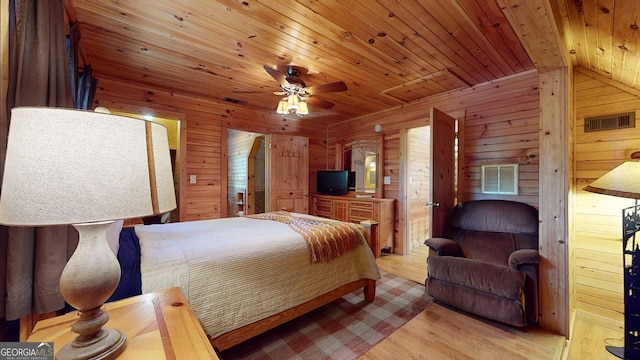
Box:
[27,287,218,360]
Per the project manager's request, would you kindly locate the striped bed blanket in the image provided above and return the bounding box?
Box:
[135,213,381,339]
[247,211,365,263]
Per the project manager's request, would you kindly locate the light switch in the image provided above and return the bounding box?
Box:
[189,175,197,184]
[384,176,391,185]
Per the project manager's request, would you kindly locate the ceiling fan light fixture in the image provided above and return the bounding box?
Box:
[276,98,288,115]
[263,64,345,116]
[287,94,299,110]
[297,101,309,116]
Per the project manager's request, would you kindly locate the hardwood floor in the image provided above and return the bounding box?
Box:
[361,246,618,360]
[564,310,623,360]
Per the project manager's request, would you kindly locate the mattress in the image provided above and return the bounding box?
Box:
[134,213,381,338]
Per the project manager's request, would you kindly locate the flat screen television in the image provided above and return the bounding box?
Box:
[317,170,349,195]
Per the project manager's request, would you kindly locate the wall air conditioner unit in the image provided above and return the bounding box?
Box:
[481,164,519,195]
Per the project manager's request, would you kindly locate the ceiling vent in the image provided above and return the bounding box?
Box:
[223,97,248,105]
[584,112,635,132]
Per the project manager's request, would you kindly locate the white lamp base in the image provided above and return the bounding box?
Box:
[56,328,126,360]
[57,221,126,360]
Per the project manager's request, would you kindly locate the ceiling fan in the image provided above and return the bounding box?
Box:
[238,65,348,116]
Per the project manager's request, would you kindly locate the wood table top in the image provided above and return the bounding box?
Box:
[27,287,218,360]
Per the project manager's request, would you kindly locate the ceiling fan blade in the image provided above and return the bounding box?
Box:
[263,65,289,88]
[306,81,347,94]
[232,89,287,95]
[232,90,271,93]
[305,96,335,109]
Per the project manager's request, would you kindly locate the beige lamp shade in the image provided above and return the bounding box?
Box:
[277,98,288,115]
[297,101,309,116]
[584,161,640,200]
[0,107,177,226]
[287,93,299,110]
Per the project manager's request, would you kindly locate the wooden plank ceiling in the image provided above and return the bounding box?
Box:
[555,0,640,89]
[69,0,640,124]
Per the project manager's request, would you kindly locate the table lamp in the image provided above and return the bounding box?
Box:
[584,161,640,359]
[0,107,177,359]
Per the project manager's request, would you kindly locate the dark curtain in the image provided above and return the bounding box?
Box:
[77,65,98,110]
[1,0,77,337]
[67,21,98,110]
[6,0,72,110]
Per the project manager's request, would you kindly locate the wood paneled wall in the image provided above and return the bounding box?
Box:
[93,77,327,221]
[92,71,540,226]
[572,67,640,322]
[538,67,571,334]
[327,70,541,253]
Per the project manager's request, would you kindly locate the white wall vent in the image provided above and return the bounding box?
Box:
[481,164,519,195]
[584,112,635,132]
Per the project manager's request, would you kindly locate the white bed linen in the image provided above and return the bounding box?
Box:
[135,213,381,338]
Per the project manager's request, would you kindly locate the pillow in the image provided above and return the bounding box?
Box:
[106,219,124,256]
[160,212,171,223]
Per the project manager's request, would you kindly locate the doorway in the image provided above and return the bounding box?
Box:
[401,109,460,255]
[226,129,265,217]
[405,126,431,254]
[247,136,266,215]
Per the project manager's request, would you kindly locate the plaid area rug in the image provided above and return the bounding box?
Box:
[220,271,433,360]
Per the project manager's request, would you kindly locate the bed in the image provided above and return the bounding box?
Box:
[110,211,381,351]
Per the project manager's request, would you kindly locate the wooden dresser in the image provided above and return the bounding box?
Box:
[311,194,394,256]
[27,287,218,360]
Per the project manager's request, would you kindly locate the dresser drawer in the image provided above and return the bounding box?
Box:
[316,198,333,206]
[316,203,332,214]
[350,201,374,209]
[350,208,374,220]
[313,196,333,218]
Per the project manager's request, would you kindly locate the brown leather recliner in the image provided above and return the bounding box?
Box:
[424,200,540,327]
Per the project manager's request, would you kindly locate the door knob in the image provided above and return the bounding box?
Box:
[425,202,440,207]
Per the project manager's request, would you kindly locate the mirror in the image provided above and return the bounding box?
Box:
[336,134,383,198]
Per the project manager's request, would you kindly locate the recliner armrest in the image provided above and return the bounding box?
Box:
[424,237,463,257]
[508,249,540,270]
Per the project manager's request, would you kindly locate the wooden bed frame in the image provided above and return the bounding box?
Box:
[210,220,379,351]
[211,277,376,351]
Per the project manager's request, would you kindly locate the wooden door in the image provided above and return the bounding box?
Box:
[429,108,456,238]
[265,134,309,213]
